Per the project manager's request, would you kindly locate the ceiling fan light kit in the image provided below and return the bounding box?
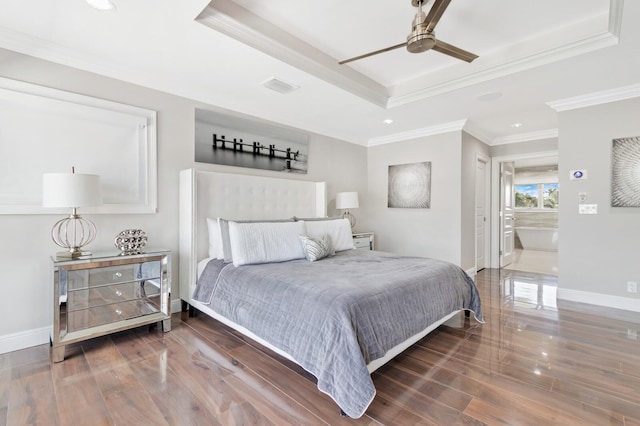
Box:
[339,0,477,65]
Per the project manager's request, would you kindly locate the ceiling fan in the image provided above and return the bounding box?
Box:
[339,0,478,65]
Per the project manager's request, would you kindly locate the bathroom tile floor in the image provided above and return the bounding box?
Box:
[503,248,558,276]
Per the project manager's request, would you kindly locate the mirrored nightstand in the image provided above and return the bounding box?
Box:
[352,232,374,250]
[51,249,171,362]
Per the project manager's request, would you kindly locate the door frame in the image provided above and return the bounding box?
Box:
[490,150,558,268]
[475,153,491,272]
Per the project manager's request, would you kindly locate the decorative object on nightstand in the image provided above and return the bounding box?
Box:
[51,249,171,362]
[336,191,359,229]
[114,229,148,254]
[42,167,102,259]
[352,232,374,250]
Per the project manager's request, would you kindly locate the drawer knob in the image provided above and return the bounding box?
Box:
[115,309,122,316]
[113,272,122,279]
[115,290,122,297]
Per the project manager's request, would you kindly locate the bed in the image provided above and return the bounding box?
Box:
[179,168,483,418]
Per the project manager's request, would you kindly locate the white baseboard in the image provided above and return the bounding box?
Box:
[0,301,184,355]
[557,288,640,313]
[0,326,50,355]
[171,299,182,314]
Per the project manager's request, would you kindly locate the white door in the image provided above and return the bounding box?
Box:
[475,157,488,272]
[500,162,515,267]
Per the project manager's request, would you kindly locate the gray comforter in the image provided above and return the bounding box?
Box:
[193,249,483,418]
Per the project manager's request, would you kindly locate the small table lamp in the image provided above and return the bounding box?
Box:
[336,191,359,229]
[43,167,102,259]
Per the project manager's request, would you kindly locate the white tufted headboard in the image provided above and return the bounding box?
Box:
[179,169,326,302]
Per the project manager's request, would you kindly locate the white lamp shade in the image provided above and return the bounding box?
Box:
[42,173,102,208]
[336,192,359,209]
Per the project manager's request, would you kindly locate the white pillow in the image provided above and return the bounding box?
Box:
[218,217,294,263]
[304,218,354,252]
[299,234,335,262]
[228,221,306,267]
[206,218,224,259]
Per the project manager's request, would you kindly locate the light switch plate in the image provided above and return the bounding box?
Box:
[578,204,597,214]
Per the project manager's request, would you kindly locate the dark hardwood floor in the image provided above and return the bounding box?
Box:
[2,268,639,425]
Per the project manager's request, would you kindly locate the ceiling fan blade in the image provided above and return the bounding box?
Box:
[424,0,452,32]
[338,42,407,65]
[433,39,478,62]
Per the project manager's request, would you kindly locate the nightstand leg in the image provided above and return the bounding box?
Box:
[162,318,171,332]
[52,345,65,363]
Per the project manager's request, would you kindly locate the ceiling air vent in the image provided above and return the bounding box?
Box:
[261,78,300,94]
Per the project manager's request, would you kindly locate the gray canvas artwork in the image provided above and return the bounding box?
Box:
[194,108,309,174]
[612,136,640,207]
[388,162,431,208]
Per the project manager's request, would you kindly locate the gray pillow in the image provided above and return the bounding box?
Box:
[299,233,335,262]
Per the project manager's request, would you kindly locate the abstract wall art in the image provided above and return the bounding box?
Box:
[388,161,431,208]
[612,136,640,207]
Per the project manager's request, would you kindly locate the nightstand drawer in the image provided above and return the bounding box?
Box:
[353,237,371,249]
[67,280,161,310]
[66,298,161,332]
[64,261,161,290]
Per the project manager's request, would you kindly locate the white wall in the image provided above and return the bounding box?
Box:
[490,138,558,158]
[363,131,463,264]
[0,48,367,353]
[557,96,640,311]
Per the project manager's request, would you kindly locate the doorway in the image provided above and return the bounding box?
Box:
[491,152,559,275]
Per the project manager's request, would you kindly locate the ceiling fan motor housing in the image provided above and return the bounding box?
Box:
[407,11,436,53]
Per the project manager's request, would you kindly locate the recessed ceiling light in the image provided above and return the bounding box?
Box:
[511,122,523,128]
[477,92,502,102]
[86,0,117,12]
[383,119,394,125]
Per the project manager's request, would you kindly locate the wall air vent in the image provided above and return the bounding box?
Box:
[261,77,300,94]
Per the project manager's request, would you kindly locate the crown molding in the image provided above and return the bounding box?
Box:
[367,119,467,146]
[462,122,493,145]
[547,83,640,112]
[492,129,559,146]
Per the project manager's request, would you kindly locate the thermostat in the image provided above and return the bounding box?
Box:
[570,170,587,180]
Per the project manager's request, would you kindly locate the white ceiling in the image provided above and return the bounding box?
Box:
[0,0,636,146]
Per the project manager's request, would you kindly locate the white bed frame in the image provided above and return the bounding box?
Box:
[179,168,462,376]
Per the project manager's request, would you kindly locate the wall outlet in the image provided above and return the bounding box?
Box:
[627,281,638,293]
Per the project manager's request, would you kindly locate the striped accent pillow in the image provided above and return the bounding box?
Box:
[299,233,335,262]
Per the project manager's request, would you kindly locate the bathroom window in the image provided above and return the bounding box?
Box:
[515,183,559,209]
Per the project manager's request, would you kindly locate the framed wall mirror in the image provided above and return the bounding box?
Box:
[0,77,157,215]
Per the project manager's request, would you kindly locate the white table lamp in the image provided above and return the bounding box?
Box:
[336,191,359,229]
[43,167,102,259]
